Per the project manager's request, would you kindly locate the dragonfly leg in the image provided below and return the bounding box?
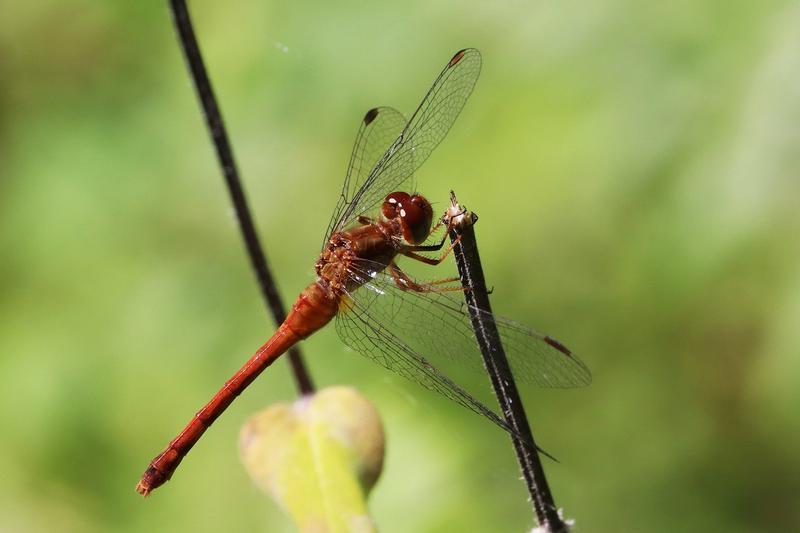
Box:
[405,242,444,252]
[357,215,376,225]
[428,276,462,286]
[400,234,462,265]
[389,262,463,293]
[402,234,446,252]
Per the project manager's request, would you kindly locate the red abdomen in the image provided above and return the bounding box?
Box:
[137,281,338,496]
[285,281,340,338]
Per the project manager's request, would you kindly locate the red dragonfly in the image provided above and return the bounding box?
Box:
[137,48,591,496]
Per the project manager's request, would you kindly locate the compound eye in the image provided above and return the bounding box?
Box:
[381,191,410,220]
[402,194,434,244]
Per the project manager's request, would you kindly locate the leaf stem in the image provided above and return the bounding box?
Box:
[446,190,567,532]
[168,0,314,395]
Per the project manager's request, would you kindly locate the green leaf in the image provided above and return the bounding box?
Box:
[239,386,385,532]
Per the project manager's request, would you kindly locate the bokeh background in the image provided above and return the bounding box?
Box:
[2,1,799,531]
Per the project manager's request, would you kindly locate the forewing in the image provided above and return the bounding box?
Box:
[323,107,407,250]
[331,49,482,236]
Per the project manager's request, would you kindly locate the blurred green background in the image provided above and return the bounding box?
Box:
[2,1,799,531]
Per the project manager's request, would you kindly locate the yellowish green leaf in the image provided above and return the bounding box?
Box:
[239,386,385,532]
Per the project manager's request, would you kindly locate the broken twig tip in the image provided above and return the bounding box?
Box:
[447,189,477,232]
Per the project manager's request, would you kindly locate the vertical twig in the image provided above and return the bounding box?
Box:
[447,191,567,532]
[168,0,313,394]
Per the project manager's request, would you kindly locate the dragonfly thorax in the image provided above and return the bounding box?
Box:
[316,223,397,296]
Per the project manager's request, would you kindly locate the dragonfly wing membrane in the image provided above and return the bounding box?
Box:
[335,292,514,434]
[341,259,591,391]
[329,49,482,239]
[323,107,408,249]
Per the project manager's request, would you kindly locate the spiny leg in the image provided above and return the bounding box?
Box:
[389,262,464,293]
[400,234,462,265]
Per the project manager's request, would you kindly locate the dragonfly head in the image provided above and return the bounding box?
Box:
[382,191,434,245]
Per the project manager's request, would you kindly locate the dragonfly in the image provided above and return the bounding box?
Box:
[136,48,591,496]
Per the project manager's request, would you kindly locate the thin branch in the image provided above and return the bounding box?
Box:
[168,0,313,394]
[446,191,567,532]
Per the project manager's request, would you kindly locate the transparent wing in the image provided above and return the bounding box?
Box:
[335,257,590,431]
[342,258,591,390]
[327,49,482,241]
[336,282,514,435]
[322,107,408,250]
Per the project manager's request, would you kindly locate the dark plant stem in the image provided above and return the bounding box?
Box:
[447,191,566,532]
[168,0,314,395]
